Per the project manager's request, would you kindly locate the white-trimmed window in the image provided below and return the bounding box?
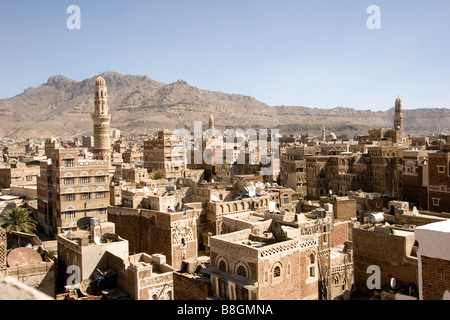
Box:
[432,198,440,206]
[309,253,316,278]
[65,211,75,219]
[65,194,75,201]
[273,266,281,278]
[63,159,74,167]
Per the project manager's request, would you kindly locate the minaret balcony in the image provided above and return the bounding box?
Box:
[91,113,111,120]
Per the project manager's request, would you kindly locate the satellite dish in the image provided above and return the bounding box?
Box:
[65,231,72,238]
[413,206,419,216]
[94,236,102,245]
[390,278,397,289]
[308,200,312,205]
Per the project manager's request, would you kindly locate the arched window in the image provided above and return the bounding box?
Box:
[237,265,247,278]
[273,266,281,278]
[309,253,316,278]
[218,260,227,272]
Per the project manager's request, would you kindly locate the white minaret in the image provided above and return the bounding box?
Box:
[92,76,111,165]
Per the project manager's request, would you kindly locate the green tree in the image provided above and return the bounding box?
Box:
[0,207,37,234]
[151,172,164,180]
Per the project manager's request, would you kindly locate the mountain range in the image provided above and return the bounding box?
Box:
[0,71,449,139]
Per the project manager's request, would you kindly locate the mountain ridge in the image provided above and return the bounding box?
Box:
[1,72,449,139]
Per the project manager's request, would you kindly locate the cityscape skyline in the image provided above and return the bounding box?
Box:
[1,1,450,110]
[0,74,449,303]
[0,1,449,304]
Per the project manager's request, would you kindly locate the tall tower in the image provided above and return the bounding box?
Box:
[92,76,111,164]
[393,97,403,132]
[321,124,326,141]
[209,114,215,130]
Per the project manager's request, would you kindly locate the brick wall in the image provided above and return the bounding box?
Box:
[173,272,212,300]
[331,221,352,247]
[108,207,197,270]
[107,207,143,254]
[421,255,450,300]
[428,153,450,213]
[334,200,357,220]
[105,251,137,299]
[258,250,302,300]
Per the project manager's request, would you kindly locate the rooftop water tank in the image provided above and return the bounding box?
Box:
[367,212,384,224]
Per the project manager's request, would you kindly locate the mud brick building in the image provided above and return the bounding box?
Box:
[352,224,418,297]
[37,148,110,234]
[143,130,185,180]
[415,220,450,300]
[0,162,40,189]
[428,152,450,213]
[401,149,429,210]
[107,206,198,270]
[205,227,319,300]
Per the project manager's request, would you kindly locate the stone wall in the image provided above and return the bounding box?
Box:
[352,226,418,295]
[7,261,56,297]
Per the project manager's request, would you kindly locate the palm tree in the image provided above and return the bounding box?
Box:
[0,207,37,234]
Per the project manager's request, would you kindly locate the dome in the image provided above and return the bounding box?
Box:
[95,76,106,86]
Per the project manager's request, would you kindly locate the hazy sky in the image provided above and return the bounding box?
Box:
[1,0,449,111]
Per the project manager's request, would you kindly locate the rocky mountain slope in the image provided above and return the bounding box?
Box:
[0,71,448,139]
